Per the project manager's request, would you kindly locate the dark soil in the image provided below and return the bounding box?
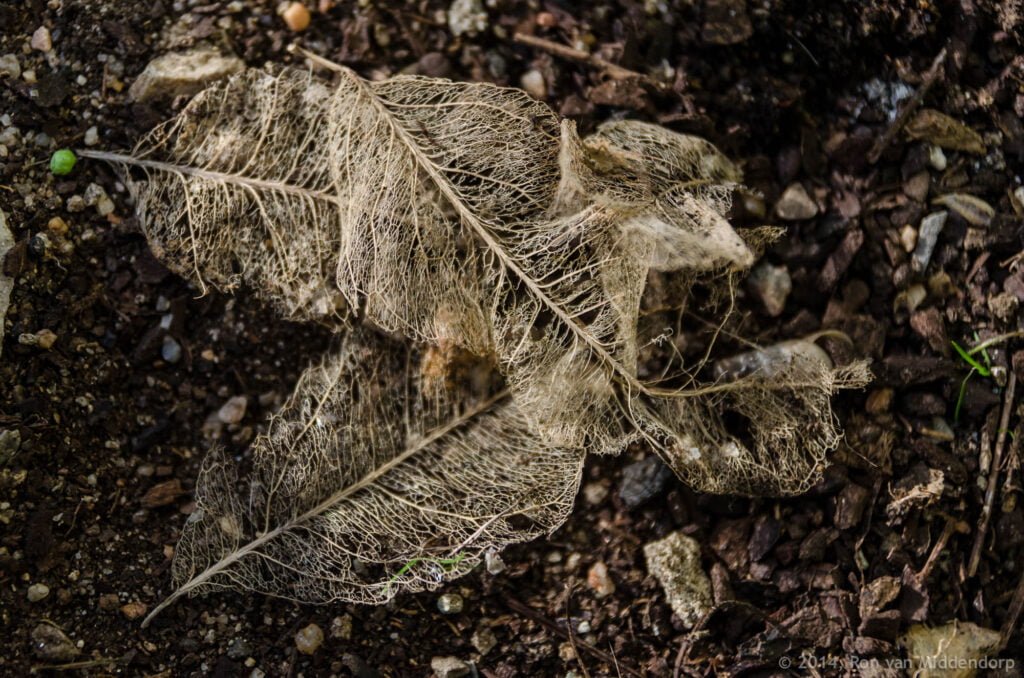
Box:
[3,0,1024,675]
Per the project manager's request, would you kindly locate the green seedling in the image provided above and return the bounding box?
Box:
[951,331,1024,422]
[385,553,468,593]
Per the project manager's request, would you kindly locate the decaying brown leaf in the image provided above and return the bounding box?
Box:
[905,108,986,154]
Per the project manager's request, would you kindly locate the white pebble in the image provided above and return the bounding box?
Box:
[83,126,98,146]
[31,26,52,52]
[928,145,947,171]
[520,69,546,100]
[217,395,248,424]
[27,583,50,602]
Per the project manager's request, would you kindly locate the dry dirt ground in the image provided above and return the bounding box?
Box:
[3,0,1024,676]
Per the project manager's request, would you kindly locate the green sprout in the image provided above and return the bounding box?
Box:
[49,149,77,176]
[951,331,1024,422]
[385,553,468,593]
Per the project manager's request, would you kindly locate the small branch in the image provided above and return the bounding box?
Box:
[867,46,947,164]
[513,33,651,83]
[1000,562,1024,651]
[918,516,956,580]
[968,369,1017,577]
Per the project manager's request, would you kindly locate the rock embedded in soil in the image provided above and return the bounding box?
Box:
[747,262,792,317]
[618,455,672,508]
[27,583,50,602]
[129,49,244,103]
[431,656,471,678]
[911,211,948,272]
[31,26,52,52]
[0,54,21,79]
[437,592,464,614]
[217,395,247,424]
[644,531,713,629]
[520,69,546,100]
[281,2,311,31]
[901,621,1000,678]
[294,623,324,655]
[775,183,818,220]
[31,623,79,662]
[587,560,615,598]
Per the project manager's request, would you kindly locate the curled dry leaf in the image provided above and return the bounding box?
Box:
[144,330,583,625]
[84,65,866,503]
[79,65,868,622]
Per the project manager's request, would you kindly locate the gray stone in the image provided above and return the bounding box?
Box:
[775,183,818,220]
[161,336,182,363]
[747,262,792,317]
[618,455,672,508]
[912,211,948,272]
[129,49,244,103]
[643,531,713,629]
[431,656,470,678]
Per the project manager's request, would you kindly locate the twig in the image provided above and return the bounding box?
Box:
[513,33,651,83]
[968,369,1017,577]
[1001,420,1021,510]
[504,594,643,678]
[1000,562,1024,651]
[918,516,956,580]
[867,46,947,164]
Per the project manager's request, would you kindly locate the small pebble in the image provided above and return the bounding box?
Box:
[0,54,21,79]
[98,593,120,611]
[746,262,792,318]
[471,626,496,655]
[294,623,323,655]
[911,211,948,272]
[577,620,591,634]
[437,592,464,614]
[928,144,947,171]
[217,395,247,424]
[484,550,505,575]
[282,2,311,31]
[899,224,917,252]
[587,561,615,598]
[775,183,818,220]
[83,126,99,146]
[27,583,50,602]
[31,26,53,52]
[31,623,79,662]
[161,336,182,363]
[431,656,470,678]
[120,601,148,620]
[520,69,546,100]
[47,216,69,236]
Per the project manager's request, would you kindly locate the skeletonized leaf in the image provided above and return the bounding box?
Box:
[145,330,583,625]
[85,65,865,495]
